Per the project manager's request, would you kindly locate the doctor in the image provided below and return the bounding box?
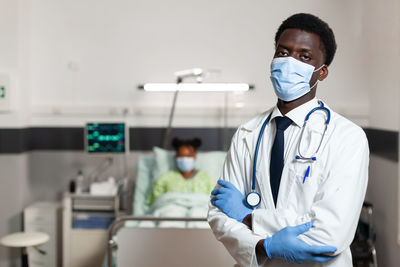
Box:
[208,13,369,267]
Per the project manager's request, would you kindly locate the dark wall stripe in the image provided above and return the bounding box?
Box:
[0,129,29,153]
[0,128,84,152]
[364,128,398,161]
[0,127,237,153]
[29,128,84,151]
[0,127,398,161]
[130,127,236,151]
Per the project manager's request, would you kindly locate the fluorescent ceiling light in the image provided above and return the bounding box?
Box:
[142,83,250,92]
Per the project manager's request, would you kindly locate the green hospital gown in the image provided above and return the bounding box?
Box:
[146,170,214,205]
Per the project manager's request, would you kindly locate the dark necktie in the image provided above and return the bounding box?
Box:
[270,116,292,207]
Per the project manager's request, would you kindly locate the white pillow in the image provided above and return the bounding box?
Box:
[152,146,226,182]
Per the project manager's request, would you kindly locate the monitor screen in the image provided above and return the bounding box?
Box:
[86,123,127,153]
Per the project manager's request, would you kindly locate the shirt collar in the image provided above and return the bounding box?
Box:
[270,98,320,127]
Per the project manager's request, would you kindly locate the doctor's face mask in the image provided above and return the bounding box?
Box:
[270,56,324,102]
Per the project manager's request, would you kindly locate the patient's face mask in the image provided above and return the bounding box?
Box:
[176,157,195,173]
[270,57,324,101]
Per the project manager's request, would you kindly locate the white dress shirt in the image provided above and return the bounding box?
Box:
[208,98,369,267]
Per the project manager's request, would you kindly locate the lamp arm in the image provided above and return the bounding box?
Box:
[162,77,182,149]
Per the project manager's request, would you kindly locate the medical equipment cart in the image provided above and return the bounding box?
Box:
[24,202,61,267]
[62,193,119,267]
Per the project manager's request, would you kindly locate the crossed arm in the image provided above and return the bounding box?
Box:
[211,180,337,264]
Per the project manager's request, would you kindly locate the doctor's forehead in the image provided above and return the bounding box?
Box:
[275,29,325,56]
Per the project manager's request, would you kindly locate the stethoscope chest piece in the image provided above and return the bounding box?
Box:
[246,191,261,208]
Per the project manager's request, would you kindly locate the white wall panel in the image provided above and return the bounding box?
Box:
[0,154,30,267]
[27,0,369,127]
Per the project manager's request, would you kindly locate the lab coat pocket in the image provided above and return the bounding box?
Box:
[287,167,320,214]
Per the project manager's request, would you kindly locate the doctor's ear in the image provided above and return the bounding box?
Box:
[318,65,329,81]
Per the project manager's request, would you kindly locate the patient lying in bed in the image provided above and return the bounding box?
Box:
[146,137,214,205]
[144,138,214,227]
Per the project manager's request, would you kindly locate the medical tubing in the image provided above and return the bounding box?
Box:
[304,106,330,122]
[296,122,309,159]
[252,113,272,190]
[314,124,328,155]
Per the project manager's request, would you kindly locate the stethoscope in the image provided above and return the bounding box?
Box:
[245,100,331,208]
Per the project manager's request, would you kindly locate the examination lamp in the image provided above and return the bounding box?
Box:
[174,68,204,81]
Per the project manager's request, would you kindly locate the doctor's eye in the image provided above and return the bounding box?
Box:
[300,54,311,61]
[275,50,288,57]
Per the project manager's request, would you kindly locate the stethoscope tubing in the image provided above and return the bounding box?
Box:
[296,101,330,161]
[251,113,272,191]
[249,101,330,203]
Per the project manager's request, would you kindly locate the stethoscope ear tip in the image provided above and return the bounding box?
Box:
[295,155,300,159]
[312,157,317,161]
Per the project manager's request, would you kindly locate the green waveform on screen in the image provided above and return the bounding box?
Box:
[86,123,126,153]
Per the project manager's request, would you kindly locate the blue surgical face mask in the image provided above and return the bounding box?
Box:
[176,157,195,173]
[270,57,324,102]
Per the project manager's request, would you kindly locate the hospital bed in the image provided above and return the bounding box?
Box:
[105,147,236,267]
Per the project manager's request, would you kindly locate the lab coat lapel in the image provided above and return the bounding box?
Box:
[242,120,263,190]
[242,113,266,162]
[255,140,274,209]
[242,114,275,210]
[243,131,256,163]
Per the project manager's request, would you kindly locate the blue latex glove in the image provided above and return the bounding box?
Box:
[264,222,337,264]
[210,179,252,222]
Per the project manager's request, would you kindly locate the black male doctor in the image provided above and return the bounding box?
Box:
[208,13,369,267]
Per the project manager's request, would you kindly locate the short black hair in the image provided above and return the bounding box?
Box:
[275,13,337,66]
[171,137,202,151]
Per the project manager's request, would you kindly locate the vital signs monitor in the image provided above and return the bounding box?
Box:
[85,123,128,153]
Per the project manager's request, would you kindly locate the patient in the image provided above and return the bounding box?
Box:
[146,137,214,206]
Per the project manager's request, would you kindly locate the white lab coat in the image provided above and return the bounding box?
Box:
[208,98,369,267]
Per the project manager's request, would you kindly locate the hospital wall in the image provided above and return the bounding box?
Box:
[360,0,400,266]
[23,0,369,127]
[0,0,30,266]
[0,0,399,266]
